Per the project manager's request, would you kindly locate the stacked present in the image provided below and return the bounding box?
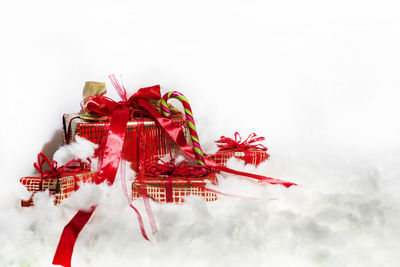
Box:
[132,160,218,203]
[20,153,97,207]
[209,132,270,167]
[19,75,295,267]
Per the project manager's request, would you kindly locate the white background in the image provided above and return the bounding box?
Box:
[0,1,400,266]
[1,0,399,181]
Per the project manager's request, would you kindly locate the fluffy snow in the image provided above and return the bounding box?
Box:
[1,137,400,267]
[1,0,400,266]
[53,136,98,166]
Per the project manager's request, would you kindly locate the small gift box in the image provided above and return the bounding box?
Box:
[20,153,97,207]
[62,81,190,171]
[132,160,218,203]
[208,132,270,167]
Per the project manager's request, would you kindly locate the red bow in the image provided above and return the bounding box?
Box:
[33,153,84,180]
[216,132,267,152]
[142,159,210,178]
[82,82,161,120]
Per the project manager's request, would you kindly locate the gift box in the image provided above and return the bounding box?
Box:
[63,113,190,171]
[132,160,218,203]
[20,171,97,207]
[208,149,269,167]
[20,153,97,207]
[208,133,270,167]
[132,172,217,203]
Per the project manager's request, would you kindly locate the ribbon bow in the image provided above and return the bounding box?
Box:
[216,132,267,152]
[142,159,210,178]
[81,75,162,121]
[33,153,83,180]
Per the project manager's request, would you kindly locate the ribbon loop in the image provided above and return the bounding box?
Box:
[142,159,210,178]
[81,81,162,121]
[216,132,268,152]
[109,74,128,102]
[33,153,83,180]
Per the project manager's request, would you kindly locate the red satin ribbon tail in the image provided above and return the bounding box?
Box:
[142,195,158,234]
[54,105,131,266]
[212,163,296,188]
[129,204,150,241]
[52,207,96,267]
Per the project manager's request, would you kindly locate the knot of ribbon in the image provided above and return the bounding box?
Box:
[81,75,162,120]
[33,153,84,180]
[142,159,210,178]
[216,132,267,152]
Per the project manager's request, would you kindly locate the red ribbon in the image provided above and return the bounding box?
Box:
[53,77,162,267]
[33,153,85,190]
[142,159,210,178]
[216,132,267,152]
[53,77,296,267]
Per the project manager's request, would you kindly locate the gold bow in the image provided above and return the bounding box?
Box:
[79,81,108,121]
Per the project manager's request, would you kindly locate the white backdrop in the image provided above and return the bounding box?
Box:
[0,1,400,266]
[1,0,399,184]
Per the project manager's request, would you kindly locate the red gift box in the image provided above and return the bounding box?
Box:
[208,133,270,167]
[208,149,269,167]
[63,113,190,171]
[132,172,217,203]
[20,153,97,207]
[132,159,218,203]
[20,171,97,207]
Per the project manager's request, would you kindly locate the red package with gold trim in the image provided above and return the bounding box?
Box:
[63,113,189,171]
[208,132,270,167]
[208,149,269,167]
[20,153,97,207]
[132,161,217,203]
[20,171,96,207]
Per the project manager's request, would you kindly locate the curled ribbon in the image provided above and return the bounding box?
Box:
[142,159,210,177]
[33,153,85,184]
[216,132,267,152]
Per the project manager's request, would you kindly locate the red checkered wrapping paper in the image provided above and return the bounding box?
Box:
[132,173,218,203]
[63,113,190,171]
[208,148,270,167]
[20,171,97,207]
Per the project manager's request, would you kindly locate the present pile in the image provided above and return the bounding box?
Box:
[19,75,296,267]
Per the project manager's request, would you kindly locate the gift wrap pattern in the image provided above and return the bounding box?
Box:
[20,171,97,207]
[132,173,218,203]
[63,114,191,171]
[209,149,270,167]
